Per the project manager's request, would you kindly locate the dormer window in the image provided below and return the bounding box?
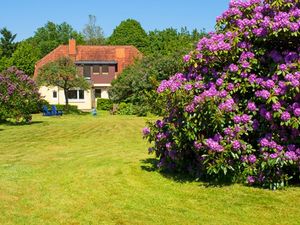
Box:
[83,65,91,78]
[101,65,109,75]
[93,65,100,74]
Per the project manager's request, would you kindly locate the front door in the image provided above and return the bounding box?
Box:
[94,88,102,108]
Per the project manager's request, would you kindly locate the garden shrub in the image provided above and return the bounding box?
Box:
[55,104,81,114]
[117,102,135,115]
[114,102,148,116]
[96,98,113,110]
[144,0,300,189]
[30,99,50,114]
[0,67,40,123]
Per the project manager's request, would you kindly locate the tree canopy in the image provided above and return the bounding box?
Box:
[145,27,206,55]
[106,19,149,52]
[9,41,40,76]
[31,22,84,57]
[82,15,105,45]
[0,27,17,58]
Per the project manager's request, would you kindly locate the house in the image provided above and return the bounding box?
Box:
[34,39,141,110]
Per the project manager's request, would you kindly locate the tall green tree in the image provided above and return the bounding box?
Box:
[82,15,105,45]
[31,22,84,57]
[146,27,206,56]
[37,57,90,108]
[106,19,149,52]
[0,27,17,58]
[10,41,40,76]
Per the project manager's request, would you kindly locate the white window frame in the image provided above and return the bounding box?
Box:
[67,89,85,102]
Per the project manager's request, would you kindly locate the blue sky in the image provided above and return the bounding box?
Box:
[0,0,230,41]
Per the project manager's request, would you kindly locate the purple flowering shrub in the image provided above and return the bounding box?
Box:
[0,67,40,123]
[144,0,300,189]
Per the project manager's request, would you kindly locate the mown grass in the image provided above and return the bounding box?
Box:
[0,112,299,225]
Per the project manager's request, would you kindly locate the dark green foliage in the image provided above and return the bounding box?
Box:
[0,27,17,58]
[96,98,113,110]
[106,19,149,52]
[30,99,50,114]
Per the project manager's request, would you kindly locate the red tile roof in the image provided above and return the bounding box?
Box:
[34,42,141,79]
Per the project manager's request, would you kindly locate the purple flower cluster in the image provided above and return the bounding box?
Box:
[232,140,241,150]
[183,55,191,62]
[229,64,239,72]
[197,32,236,53]
[157,73,187,93]
[281,111,291,121]
[248,155,257,164]
[205,138,224,152]
[255,90,270,100]
[218,98,235,112]
[142,127,150,136]
[233,114,251,124]
[247,101,257,111]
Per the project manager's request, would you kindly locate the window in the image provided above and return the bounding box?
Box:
[53,91,57,98]
[83,65,91,78]
[68,90,78,99]
[95,89,101,98]
[93,65,100,74]
[79,90,84,99]
[101,65,109,74]
[67,90,84,100]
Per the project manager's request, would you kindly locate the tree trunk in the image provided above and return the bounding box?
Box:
[64,88,69,110]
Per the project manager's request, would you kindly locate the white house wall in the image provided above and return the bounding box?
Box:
[99,87,109,99]
[93,84,110,99]
[39,86,92,110]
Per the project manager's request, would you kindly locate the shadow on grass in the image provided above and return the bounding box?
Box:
[0,120,44,126]
[140,158,195,183]
[140,157,234,187]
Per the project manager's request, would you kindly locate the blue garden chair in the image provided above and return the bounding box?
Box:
[42,105,53,116]
[51,105,63,116]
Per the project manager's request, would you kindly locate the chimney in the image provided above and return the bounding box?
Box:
[69,39,76,59]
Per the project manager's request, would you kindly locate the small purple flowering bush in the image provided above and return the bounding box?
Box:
[144,0,300,189]
[0,67,40,123]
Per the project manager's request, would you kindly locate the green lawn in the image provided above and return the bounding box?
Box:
[0,113,299,225]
